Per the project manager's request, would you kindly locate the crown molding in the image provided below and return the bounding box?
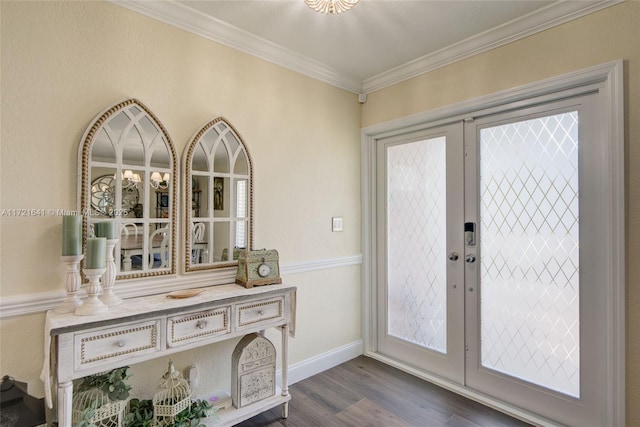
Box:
[362,0,622,94]
[110,0,621,95]
[110,0,362,93]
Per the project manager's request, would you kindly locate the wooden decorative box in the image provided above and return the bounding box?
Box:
[231,333,276,408]
[235,249,282,288]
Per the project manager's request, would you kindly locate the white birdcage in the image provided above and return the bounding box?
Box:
[71,388,126,427]
[153,360,192,426]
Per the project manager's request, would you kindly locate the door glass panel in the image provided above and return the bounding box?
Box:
[479,111,580,397]
[386,136,447,353]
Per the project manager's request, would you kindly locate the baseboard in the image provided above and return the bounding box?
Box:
[276,340,363,386]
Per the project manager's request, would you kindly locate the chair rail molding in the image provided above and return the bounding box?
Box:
[0,254,362,318]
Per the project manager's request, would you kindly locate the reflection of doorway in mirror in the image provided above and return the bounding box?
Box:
[214,177,224,210]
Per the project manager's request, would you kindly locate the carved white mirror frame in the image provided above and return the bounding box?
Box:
[183,117,253,272]
[78,98,178,279]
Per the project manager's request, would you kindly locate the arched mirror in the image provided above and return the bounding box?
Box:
[184,117,253,272]
[79,99,177,278]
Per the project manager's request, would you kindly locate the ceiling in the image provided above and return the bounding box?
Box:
[114,0,617,94]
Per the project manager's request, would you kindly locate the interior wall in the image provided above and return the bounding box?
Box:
[0,0,361,403]
[361,2,639,425]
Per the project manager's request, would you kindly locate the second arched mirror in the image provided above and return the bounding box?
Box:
[184,117,253,272]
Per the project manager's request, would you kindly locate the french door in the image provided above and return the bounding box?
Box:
[376,123,464,384]
[374,90,615,425]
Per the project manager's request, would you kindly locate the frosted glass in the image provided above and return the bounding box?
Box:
[387,136,447,353]
[479,112,580,397]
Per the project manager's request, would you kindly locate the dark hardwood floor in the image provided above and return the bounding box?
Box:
[236,355,533,427]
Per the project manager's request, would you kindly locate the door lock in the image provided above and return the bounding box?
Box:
[465,222,476,246]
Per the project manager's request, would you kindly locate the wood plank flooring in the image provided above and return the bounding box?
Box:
[236,356,533,427]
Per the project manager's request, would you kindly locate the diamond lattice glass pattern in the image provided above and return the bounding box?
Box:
[387,137,447,353]
[479,112,580,397]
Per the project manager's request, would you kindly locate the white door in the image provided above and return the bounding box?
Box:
[464,96,609,426]
[376,123,464,384]
[376,91,614,425]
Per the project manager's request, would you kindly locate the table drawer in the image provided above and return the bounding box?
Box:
[236,297,285,330]
[167,307,231,347]
[74,319,161,371]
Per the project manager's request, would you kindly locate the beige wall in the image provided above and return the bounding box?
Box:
[2,0,638,425]
[362,2,639,425]
[0,0,361,405]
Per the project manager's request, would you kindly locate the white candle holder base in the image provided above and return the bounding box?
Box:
[100,238,122,306]
[55,255,84,314]
[76,268,108,316]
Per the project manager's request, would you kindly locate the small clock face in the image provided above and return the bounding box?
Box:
[258,263,271,278]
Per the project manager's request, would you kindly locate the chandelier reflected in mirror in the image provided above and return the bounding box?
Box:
[150,172,170,190]
[304,0,359,14]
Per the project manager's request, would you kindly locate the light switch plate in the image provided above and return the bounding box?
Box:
[332,217,343,232]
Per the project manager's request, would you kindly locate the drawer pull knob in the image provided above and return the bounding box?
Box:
[257,310,265,315]
[116,340,126,348]
[196,320,208,329]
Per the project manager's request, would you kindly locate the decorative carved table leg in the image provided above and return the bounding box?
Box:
[281,324,289,418]
[57,380,73,427]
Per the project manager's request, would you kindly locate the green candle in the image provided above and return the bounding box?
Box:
[95,221,117,239]
[62,215,82,256]
[85,237,106,269]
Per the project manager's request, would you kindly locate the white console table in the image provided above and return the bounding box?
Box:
[43,283,296,427]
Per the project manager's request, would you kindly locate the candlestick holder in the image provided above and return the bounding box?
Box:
[100,238,122,306]
[76,267,108,316]
[55,254,84,314]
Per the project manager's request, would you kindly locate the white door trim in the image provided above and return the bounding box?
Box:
[360,60,624,426]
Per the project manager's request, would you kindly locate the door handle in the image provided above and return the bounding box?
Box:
[465,254,476,263]
[448,252,459,261]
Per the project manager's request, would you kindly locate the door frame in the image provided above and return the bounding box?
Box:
[360,60,624,426]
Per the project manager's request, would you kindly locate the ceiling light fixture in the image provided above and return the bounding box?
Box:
[304,0,359,15]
